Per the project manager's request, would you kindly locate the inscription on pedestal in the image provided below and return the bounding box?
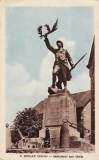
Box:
[45,98,65,126]
[44,91,77,128]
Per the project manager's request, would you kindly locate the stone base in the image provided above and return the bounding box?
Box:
[69,141,94,148]
[69,127,80,138]
[49,127,61,148]
[41,89,92,149]
[39,124,81,149]
[69,136,78,142]
[50,137,60,148]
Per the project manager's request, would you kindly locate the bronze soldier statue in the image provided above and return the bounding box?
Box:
[37,19,87,92]
[44,34,75,90]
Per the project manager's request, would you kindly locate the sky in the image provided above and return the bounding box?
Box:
[6,7,94,126]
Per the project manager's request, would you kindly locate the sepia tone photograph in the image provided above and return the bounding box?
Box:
[0,1,99,160]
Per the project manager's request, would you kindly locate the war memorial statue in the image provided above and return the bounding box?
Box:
[37,19,87,94]
[44,34,75,90]
[6,19,93,152]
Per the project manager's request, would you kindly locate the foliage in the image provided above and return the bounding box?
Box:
[10,108,43,144]
[37,26,42,39]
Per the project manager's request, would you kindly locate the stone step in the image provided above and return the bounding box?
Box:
[69,140,94,148]
[69,136,78,142]
[69,127,80,138]
[78,137,90,143]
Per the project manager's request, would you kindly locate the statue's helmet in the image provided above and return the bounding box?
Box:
[56,40,63,47]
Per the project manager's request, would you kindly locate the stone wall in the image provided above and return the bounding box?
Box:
[83,102,91,131]
[6,127,12,149]
[87,37,95,144]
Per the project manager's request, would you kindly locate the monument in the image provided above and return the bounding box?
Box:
[37,19,87,94]
[37,20,92,149]
[6,20,93,151]
[6,20,94,151]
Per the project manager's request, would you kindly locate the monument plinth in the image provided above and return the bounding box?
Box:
[43,90,77,128]
[41,89,79,148]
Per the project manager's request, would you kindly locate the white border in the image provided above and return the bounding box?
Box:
[0,0,99,160]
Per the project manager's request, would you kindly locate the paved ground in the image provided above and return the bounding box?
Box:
[6,147,95,153]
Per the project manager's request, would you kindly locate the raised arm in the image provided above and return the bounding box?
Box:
[44,35,55,54]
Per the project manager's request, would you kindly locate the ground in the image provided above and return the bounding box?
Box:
[6,147,95,153]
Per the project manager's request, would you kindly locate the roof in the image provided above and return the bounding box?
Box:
[31,101,44,114]
[32,90,91,113]
[71,90,91,108]
[86,37,95,69]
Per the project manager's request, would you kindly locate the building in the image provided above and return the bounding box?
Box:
[86,37,95,144]
[71,90,91,141]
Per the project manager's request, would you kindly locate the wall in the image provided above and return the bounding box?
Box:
[83,102,91,131]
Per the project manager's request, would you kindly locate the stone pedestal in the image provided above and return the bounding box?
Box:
[37,90,93,149]
[43,90,77,128]
[42,90,78,148]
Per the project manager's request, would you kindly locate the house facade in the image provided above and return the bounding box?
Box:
[71,90,91,141]
[86,37,95,144]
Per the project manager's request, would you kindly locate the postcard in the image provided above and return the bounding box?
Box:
[0,0,99,160]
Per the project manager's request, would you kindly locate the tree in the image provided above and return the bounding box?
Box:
[10,108,43,144]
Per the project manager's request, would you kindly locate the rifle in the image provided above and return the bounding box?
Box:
[70,53,87,71]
